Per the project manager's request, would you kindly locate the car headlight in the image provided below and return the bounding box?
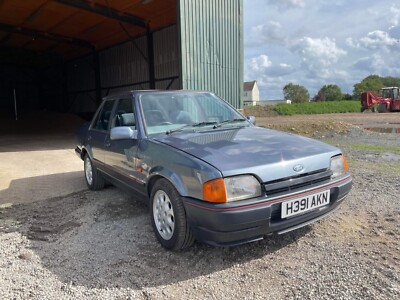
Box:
[330,155,349,178]
[202,175,261,203]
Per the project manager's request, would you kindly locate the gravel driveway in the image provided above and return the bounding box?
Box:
[0,114,399,299]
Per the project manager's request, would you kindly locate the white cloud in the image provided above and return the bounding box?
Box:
[292,37,347,66]
[266,0,305,8]
[390,5,400,27]
[243,0,399,99]
[347,30,400,52]
[246,54,295,77]
[248,54,272,73]
[353,53,398,77]
[345,37,357,48]
[360,31,398,48]
[287,37,348,83]
[252,21,286,45]
[353,55,383,72]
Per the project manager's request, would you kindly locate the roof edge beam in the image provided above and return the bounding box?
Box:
[54,0,147,28]
[0,22,95,50]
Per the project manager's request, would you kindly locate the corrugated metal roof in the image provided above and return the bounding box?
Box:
[0,0,176,62]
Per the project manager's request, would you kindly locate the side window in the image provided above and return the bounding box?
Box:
[393,89,399,100]
[111,98,136,129]
[92,100,116,131]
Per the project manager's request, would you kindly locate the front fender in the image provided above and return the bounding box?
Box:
[140,140,222,200]
[148,166,188,197]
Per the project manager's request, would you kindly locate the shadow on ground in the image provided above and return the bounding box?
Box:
[0,110,86,152]
[0,171,86,205]
[0,183,311,290]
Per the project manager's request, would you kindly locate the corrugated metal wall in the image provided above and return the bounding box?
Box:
[100,35,149,91]
[66,55,97,112]
[43,25,180,113]
[178,0,243,108]
[153,25,180,90]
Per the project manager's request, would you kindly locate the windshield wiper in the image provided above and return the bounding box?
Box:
[166,124,191,135]
[166,121,218,135]
[192,121,219,127]
[213,118,247,128]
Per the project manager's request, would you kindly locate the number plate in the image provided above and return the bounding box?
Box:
[281,190,330,219]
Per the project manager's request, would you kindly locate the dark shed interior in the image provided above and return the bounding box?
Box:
[0,0,178,119]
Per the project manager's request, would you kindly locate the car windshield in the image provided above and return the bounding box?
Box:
[139,92,248,135]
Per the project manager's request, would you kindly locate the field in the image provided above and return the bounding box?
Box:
[244,100,360,116]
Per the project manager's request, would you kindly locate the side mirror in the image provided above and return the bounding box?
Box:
[247,116,256,125]
[110,127,138,140]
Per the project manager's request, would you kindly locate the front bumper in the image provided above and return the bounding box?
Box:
[183,175,352,247]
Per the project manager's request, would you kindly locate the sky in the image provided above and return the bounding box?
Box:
[244,0,400,99]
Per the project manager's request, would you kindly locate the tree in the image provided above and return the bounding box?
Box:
[315,84,342,101]
[283,83,310,103]
[353,75,384,97]
[381,76,400,87]
[342,93,353,101]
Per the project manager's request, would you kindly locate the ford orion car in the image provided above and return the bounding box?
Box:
[75,90,352,250]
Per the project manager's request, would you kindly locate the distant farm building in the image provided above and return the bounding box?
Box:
[243,80,260,106]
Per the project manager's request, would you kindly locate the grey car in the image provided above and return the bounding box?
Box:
[75,90,352,250]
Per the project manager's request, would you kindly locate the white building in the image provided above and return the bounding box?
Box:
[243,80,260,106]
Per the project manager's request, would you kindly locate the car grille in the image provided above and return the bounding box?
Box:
[266,169,333,221]
[264,169,332,196]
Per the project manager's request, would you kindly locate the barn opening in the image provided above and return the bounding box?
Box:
[0,0,243,126]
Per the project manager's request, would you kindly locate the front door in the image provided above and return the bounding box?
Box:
[104,97,146,195]
[88,99,116,167]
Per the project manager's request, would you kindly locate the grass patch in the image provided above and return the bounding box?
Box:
[323,141,400,154]
[347,158,400,176]
[349,144,400,154]
[273,101,360,116]
[261,120,352,137]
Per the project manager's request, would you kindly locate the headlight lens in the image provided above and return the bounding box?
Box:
[225,175,261,202]
[330,155,349,178]
[203,175,261,203]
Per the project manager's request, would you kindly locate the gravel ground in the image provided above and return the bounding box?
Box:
[0,115,399,299]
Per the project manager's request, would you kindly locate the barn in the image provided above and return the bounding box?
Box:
[0,0,243,119]
[0,0,243,205]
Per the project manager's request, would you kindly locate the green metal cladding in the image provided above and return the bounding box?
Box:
[178,0,244,109]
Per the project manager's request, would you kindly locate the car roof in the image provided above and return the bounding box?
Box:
[102,90,212,101]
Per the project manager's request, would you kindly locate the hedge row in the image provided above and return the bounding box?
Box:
[272,101,360,115]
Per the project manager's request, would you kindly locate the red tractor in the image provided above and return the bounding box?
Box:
[360,87,400,112]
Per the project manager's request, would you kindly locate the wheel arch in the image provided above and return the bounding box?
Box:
[147,167,188,198]
[81,145,94,160]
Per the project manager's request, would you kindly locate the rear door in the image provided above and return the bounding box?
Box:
[88,100,116,166]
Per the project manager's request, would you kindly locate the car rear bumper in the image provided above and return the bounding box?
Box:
[183,175,352,247]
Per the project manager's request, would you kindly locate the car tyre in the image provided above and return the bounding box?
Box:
[84,154,105,190]
[150,179,194,250]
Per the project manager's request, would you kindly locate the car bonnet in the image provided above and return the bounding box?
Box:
[153,126,340,183]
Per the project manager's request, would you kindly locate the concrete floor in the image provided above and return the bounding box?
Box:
[0,111,87,206]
